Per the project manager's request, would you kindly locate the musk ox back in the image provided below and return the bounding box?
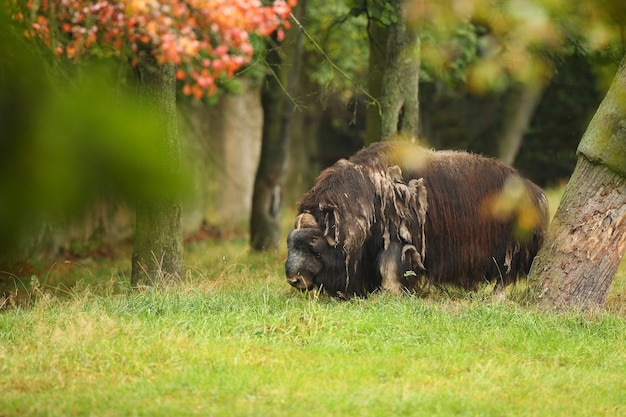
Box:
[285,141,549,298]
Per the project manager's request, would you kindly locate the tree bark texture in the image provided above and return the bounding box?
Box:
[529,156,626,309]
[379,0,420,142]
[131,54,183,285]
[366,0,420,144]
[364,20,388,145]
[528,58,626,309]
[250,0,306,251]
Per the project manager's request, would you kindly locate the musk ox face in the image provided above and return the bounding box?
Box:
[285,228,326,291]
[284,212,341,292]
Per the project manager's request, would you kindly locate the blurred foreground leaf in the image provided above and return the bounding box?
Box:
[0,11,190,257]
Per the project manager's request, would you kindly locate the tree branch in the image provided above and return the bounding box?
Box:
[289,12,382,116]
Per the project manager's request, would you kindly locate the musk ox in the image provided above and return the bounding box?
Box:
[285,141,549,298]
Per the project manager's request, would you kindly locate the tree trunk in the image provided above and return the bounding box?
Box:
[364,19,388,145]
[380,0,420,141]
[250,0,306,251]
[131,54,183,285]
[365,0,420,144]
[497,83,543,165]
[527,58,626,310]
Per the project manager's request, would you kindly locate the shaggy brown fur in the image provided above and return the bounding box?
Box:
[285,141,549,297]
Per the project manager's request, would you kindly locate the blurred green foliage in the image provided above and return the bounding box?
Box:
[303,0,369,97]
[420,22,480,87]
[0,10,189,258]
[349,0,399,26]
[517,51,614,184]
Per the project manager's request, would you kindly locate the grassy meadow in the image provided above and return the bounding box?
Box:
[1,204,626,416]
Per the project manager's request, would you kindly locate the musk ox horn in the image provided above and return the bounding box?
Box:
[295,212,319,230]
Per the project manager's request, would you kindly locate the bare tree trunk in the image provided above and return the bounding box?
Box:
[380,0,420,141]
[365,0,420,144]
[131,54,183,285]
[529,157,626,308]
[364,20,388,146]
[250,0,306,251]
[527,58,626,310]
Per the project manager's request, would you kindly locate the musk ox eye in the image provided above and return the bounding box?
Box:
[307,246,320,258]
[306,241,323,259]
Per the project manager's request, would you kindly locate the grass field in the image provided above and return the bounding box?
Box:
[1,233,625,417]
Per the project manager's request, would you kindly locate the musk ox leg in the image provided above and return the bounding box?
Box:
[378,241,405,294]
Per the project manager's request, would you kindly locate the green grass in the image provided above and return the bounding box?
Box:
[1,234,625,416]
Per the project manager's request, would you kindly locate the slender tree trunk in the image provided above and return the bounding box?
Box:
[497,83,544,165]
[527,57,626,310]
[131,53,183,285]
[250,0,306,251]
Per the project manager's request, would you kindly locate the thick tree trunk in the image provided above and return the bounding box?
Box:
[529,156,626,308]
[527,58,626,310]
[380,0,420,141]
[131,54,183,285]
[250,0,306,251]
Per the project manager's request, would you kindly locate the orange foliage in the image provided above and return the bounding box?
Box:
[11,0,295,99]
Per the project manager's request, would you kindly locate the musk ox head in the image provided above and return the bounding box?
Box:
[284,210,352,295]
[284,213,328,291]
